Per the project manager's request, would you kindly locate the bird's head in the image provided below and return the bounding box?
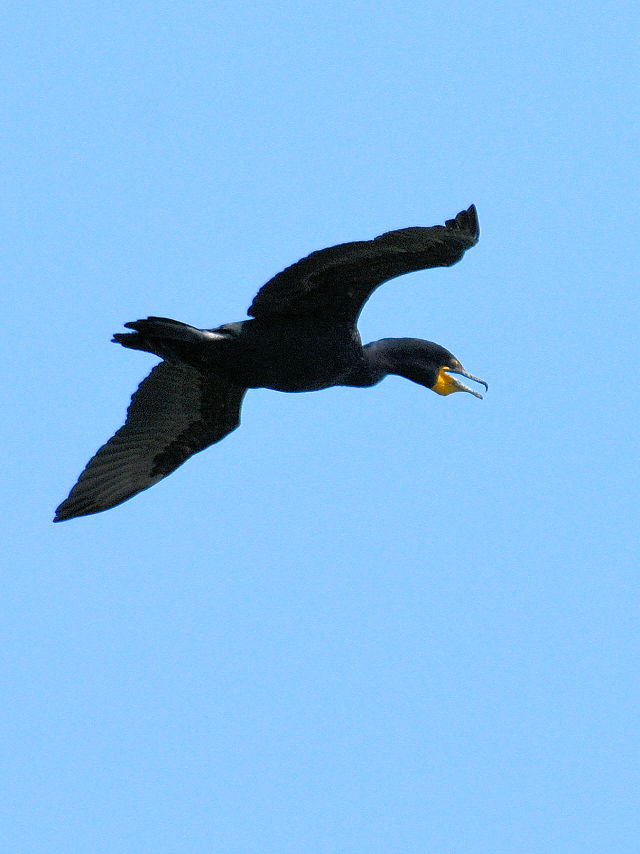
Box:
[367,338,487,399]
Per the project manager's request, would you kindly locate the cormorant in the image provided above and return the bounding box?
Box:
[54,204,487,521]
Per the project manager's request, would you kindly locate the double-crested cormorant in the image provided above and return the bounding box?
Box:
[54,205,486,521]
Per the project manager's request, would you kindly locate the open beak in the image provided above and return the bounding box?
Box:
[433,366,488,399]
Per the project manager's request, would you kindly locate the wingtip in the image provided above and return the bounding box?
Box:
[445,204,479,242]
[53,505,71,522]
[53,495,97,522]
[53,503,99,522]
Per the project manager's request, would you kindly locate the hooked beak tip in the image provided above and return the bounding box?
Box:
[459,370,488,392]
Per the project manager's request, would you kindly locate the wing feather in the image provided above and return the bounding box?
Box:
[54,362,246,521]
[247,205,479,322]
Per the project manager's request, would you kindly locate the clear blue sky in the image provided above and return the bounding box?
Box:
[3,2,638,852]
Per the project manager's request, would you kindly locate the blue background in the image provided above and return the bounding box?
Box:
[4,2,638,851]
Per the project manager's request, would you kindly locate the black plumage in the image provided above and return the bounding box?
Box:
[55,205,486,521]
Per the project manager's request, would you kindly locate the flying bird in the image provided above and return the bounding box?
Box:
[55,204,486,521]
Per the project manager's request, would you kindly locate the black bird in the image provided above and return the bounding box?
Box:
[55,204,487,522]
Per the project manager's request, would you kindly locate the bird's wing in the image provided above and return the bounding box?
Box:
[54,362,246,521]
[247,205,479,323]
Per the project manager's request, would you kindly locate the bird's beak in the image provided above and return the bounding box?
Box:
[432,366,488,399]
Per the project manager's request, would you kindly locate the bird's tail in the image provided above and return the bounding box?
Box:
[113,316,216,365]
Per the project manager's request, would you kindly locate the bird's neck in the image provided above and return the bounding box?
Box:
[340,339,404,387]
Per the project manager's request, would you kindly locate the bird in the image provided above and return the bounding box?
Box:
[54,204,487,522]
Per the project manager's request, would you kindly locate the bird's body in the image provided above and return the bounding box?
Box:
[145,317,366,392]
[55,205,486,521]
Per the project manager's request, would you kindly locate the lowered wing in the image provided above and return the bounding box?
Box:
[54,362,246,521]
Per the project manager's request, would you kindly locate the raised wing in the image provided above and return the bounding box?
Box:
[54,362,246,521]
[248,205,479,323]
